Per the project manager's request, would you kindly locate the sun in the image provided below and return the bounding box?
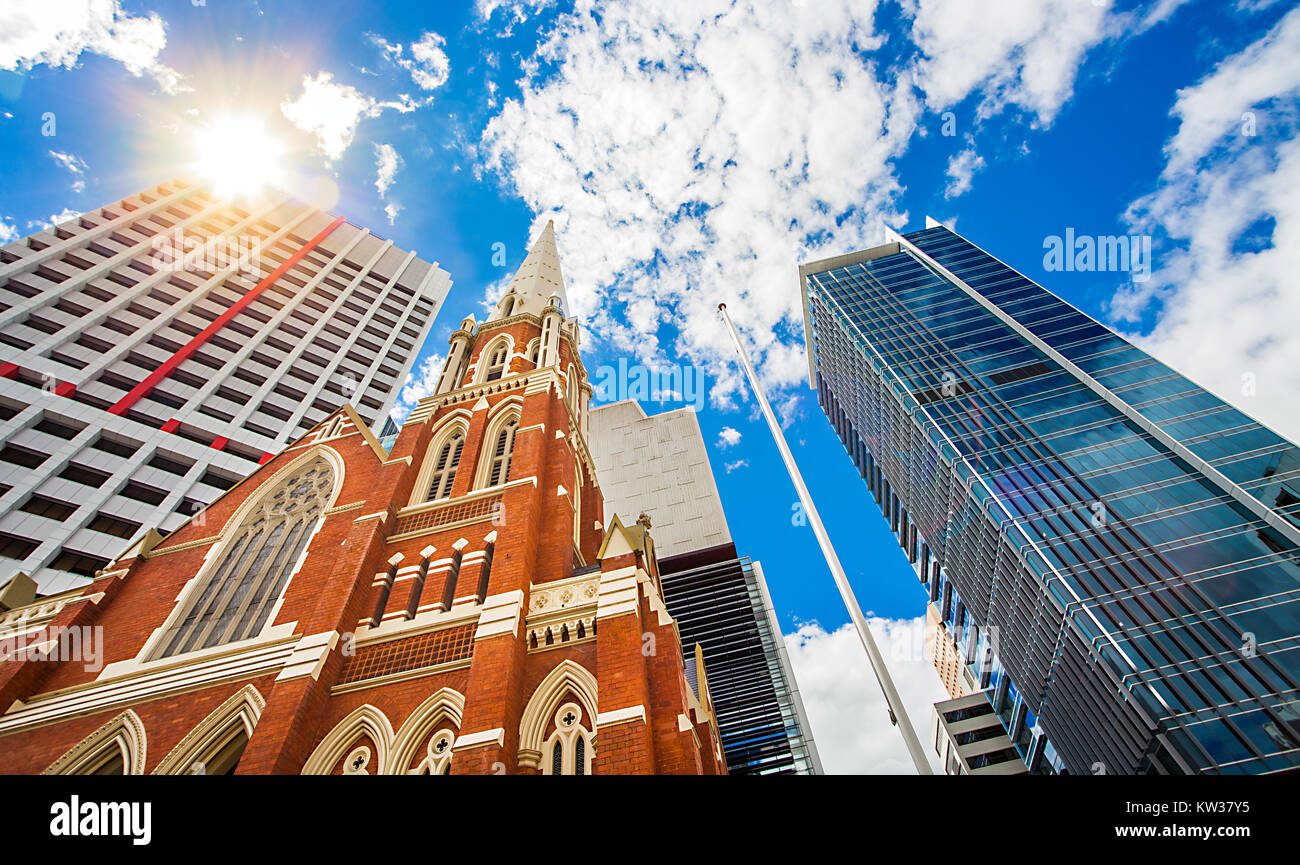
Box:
[192,116,286,199]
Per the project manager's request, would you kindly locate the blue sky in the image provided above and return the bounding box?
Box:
[3,0,1298,772]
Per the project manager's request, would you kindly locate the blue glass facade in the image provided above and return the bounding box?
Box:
[801,224,1300,774]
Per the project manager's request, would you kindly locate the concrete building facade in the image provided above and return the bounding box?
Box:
[0,178,450,593]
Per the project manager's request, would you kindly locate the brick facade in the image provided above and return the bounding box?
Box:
[0,226,725,775]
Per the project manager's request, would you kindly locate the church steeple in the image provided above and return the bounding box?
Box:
[491,220,568,320]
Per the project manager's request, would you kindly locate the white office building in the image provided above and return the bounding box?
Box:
[0,178,451,593]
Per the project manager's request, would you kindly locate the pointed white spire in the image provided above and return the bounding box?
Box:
[493,220,569,320]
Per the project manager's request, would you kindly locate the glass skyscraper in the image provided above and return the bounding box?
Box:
[800,221,1300,775]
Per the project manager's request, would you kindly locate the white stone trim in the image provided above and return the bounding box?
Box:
[301,704,394,774]
[151,684,265,775]
[0,590,85,640]
[275,630,339,682]
[0,634,298,736]
[597,705,647,728]
[41,709,147,775]
[388,687,465,774]
[596,566,640,620]
[474,590,524,640]
[452,727,504,750]
[639,573,675,627]
[353,601,482,646]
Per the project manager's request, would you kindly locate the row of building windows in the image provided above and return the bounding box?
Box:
[2,194,430,454]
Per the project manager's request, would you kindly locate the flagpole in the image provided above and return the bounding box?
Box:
[717,302,933,775]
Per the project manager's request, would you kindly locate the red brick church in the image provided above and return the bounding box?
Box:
[0,223,726,775]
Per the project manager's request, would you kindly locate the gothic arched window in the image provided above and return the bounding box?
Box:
[486,416,518,488]
[426,429,465,501]
[156,456,334,659]
[483,341,509,382]
[526,340,540,366]
[543,702,593,775]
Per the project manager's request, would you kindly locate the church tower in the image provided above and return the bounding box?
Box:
[385,220,723,774]
[0,223,725,776]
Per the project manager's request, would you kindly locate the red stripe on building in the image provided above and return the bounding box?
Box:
[107,215,347,416]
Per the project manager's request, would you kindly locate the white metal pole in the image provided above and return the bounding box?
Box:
[717,302,934,775]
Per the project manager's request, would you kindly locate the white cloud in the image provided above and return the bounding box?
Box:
[785,618,948,774]
[715,426,742,448]
[1135,0,1194,31]
[0,0,184,93]
[28,208,82,232]
[1161,10,1300,175]
[374,142,403,225]
[282,73,373,161]
[1112,6,1300,441]
[281,72,422,162]
[408,32,451,90]
[902,0,1113,125]
[48,149,88,192]
[0,218,18,245]
[477,0,553,20]
[723,459,748,473]
[371,31,451,91]
[943,145,985,198]
[48,150,87,175]
[481,0,917,410]
[476,0,556,35]
[390,351,446,423]
[374,142,401,195]
[479,0,1146,414]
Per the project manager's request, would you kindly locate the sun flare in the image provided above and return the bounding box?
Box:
[192,116,286,198]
